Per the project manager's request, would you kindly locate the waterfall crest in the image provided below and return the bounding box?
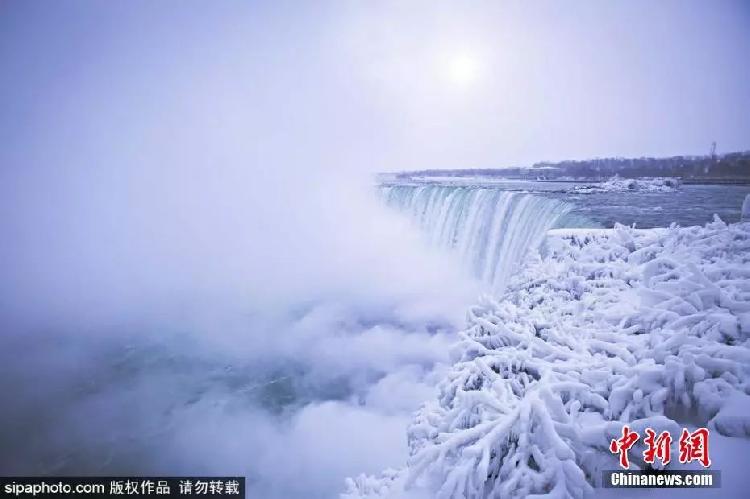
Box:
[381,185,572,289]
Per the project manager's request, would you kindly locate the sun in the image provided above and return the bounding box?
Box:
[443,52,481,86]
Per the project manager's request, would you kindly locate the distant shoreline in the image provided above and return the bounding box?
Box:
[380,150,750,184]
[378,176,750,186]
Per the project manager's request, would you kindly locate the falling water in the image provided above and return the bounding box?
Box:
[380,185,572,290]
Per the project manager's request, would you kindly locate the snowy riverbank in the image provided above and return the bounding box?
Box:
[346,216,750,498]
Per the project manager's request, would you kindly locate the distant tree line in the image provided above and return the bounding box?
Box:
[397,151,750,181]
[533,151,750,179]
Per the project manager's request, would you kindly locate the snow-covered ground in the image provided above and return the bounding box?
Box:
[572,177,682,193]
[345,216,750,498]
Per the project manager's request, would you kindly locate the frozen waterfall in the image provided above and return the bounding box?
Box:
[380,185,572,290]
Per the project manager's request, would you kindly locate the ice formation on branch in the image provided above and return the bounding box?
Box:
[345,217,750,499]
[571,176,681,193]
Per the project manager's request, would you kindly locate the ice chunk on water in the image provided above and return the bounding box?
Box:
[571,176,681,193]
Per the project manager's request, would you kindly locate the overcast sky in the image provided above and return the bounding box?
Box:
[1,0,749,173]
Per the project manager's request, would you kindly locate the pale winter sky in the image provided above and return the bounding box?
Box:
[1,0,749,174]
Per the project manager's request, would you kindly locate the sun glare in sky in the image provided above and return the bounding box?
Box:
[443,52,481,86]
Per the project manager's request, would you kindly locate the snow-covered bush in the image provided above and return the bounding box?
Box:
[345,217,750,498]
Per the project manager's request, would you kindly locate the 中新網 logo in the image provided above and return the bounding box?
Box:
[609,426,711,469]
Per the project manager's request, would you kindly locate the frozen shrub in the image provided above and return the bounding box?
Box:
[346,217,750,498]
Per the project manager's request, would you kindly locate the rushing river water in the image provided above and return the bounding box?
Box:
[542,182,750,228]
